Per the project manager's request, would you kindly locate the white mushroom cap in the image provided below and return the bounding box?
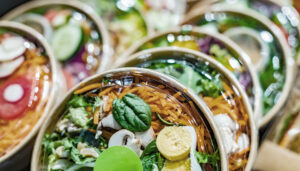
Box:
[99,114,122,130]
[108,129,142,156]
[135,128,155,147]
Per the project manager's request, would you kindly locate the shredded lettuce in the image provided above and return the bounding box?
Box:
[67,107,90,128]
[195,150,220,167]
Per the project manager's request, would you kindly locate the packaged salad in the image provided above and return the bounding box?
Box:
[3,0,112,89]
[0,21,63,170]
[31,68,228,171]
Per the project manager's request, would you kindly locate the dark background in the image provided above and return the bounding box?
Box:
[0,0,28,16]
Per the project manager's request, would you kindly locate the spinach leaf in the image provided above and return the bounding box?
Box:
[195,150,220,167]
[67,107,90,128]
[113,93,152,132]
[141,141,157,158]
[140,141,165,171]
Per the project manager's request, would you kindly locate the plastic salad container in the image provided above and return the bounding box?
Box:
[31,67,228,171]
[0,21,62,170]
[3,0,112,89]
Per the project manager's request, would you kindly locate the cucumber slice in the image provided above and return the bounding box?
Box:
[51,24,83,61]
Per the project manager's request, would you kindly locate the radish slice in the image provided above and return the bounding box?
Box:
[15,13,53,41]
[3,84,24,102]
[0,36,26,61]
[0,56,24,78]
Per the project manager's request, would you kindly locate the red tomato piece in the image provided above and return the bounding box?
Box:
[0,76,32,120]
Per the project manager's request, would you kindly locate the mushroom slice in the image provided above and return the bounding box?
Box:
[135,127,155,147]
[183,126,202,171]
[0,56,24,78]
[98,114,122,130]
[79,148,99,158]
[108,129,142,156]
[55,146,69,158]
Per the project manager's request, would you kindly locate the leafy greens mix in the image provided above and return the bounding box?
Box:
[141,60,224,98]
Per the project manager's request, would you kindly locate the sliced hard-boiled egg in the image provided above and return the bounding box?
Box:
[0,56,24,78]
[157,126,192,161]
[0,36,26,61]
[224,27,270,72]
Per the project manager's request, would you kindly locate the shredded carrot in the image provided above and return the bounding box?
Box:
[74,83,102,94]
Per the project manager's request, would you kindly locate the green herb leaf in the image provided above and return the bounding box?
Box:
[195,150,220,167]
[113,93,152,132]
[155,112,184,126]
[140,141,165,171]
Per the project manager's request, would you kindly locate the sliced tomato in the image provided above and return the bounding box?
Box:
[0,76,32,120]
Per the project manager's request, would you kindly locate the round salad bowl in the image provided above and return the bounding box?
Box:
[0,21,63,170]
[31,67,228,171]
[116,26,262,124]
[77,0,150,58]
[2,0,113,90]
[114,47,258,171]
[182,4,295,128]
